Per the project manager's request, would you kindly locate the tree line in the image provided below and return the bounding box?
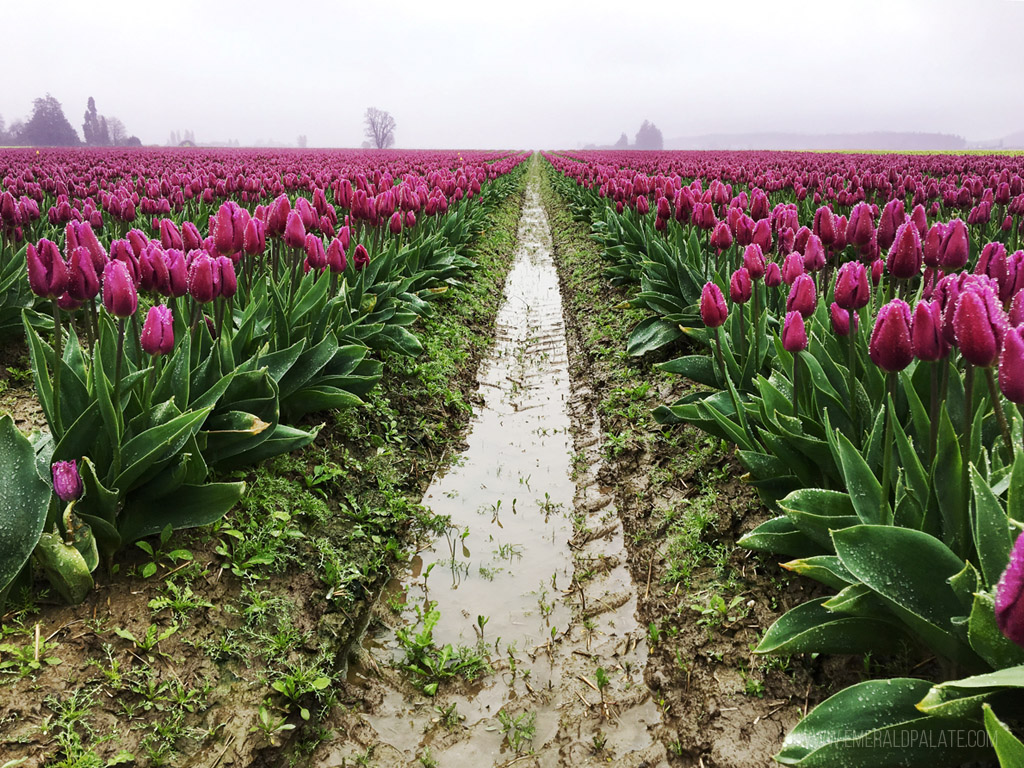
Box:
[0,94,139,147]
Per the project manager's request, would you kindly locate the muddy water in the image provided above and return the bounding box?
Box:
[322,173,667,767]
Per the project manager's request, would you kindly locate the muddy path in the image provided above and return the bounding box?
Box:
[314,168,667,767]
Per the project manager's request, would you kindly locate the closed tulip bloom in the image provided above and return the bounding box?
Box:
[165,249,188,298]
[995,532,1024,647]
[847,202,875,249]
[66,246,100,301]
[938,219,970,270]
[751,218,772,252]
[802,234,826,272]
[243,217,265,255]
[786,274,817,318]
[216,256,237,298]
[711,221,733,251]
[871,259,884,286]
[998,327,1024,405]
[0,191,18,226]
[764,261,782,288]
[834,261,870,310]
[304,234,327,272]
[729,267,752,303]
[159,219,183,250]
[911,300,948,361]
[781,252,805,285]
[742,244,766,280]
[869,299,914,372]
[212,203,239,256]
[910,204,928,239]
[51,460,83,502]
[922,222,947,267]
[813,206,836,247]
[734,214,755,247]
[353,243,370,270]
[1011,291,1024,326]
[954,285,1006,367]
[139,244,170,294]
[976,242,1008,286]
[877,199,905,252]
[338,225,351,251]
[187,252,217,303]
[284,210,306,249]
[405,210,416,229]
[782,311,808,352]
[700,282,729,328]
[886,221,923,279]
[636,195,649,215]
[182,221,203,251]
[27,239,68,298]
[327,238,347,273]
[102,259,138,317]
[830,302,859,336]
[126,229,148,259]
[389,211,403,234]
[141,304,174,356]
[656,196,671,219]
[268,194,291,236]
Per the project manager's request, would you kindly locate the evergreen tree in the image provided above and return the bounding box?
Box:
[634,120,664,151]
[21,94,80,146]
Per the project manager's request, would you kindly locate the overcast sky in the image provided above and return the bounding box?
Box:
[4,0,1023,149]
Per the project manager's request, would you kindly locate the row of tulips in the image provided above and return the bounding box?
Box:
[0,149,528,609]
[545,151,1024,767]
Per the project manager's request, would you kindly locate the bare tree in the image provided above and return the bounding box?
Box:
[107,117,128,146]
[363,107,396,149]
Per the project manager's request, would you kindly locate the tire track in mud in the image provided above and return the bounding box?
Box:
[312,167,667,767]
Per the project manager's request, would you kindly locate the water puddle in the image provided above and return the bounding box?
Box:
[320,173,667,767]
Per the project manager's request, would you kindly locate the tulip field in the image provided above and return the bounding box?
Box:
[545,149,1024,766]
[2,146,1024,766]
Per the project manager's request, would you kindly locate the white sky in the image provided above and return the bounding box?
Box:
[4,0,1023,149]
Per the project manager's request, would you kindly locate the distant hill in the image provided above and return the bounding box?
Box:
[663,131,970,152]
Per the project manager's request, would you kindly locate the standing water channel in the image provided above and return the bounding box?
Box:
[328,174,667,767]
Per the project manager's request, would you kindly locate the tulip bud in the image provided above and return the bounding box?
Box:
[711,221,733,251]
[886,221,923,279]
[353,243,370,270]
[847,202,875,249]
[911,300,948,362]
[141,304,175,356]
[182,221,203,251]
[51,460,83,502]
[786,274,817,318]
[729,268,752,304]
[284,210,306,249]
[834,261,870,310]
[869,299,913,373]
[742,244,766,280]
[781,252,804,285]
[829,302,858,336]
[954,285,1006,367]
[877,199,905,252]
[165,249,188,298]
[636,195,649,215]
[159,219,183,251]
[1010,291,1024,327]
[802,234,826,272]
[764,261,782,288]
[700,282,728,328]
[938,219,969,270]
[327,238,347,273]
[216,256,237,298]
[871,259,884,286]
[101,259,138,317]
[998,327,1024,405]
[995,532,1024,648]
[27,239,68,298]
[813,206,836,247]
[268,194,291,236]
[66,246,100,302]
[389,211,402,235]
[782,311,808,352]
[187,252,217,303]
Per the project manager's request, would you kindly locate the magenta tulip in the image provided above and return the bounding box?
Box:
[834,261,870,310]
[953,285,1006,367]
[998,326,1024,405]
[51,460,83,502]
[995,533,1024,648]
[782,311,808,352]
[101,259,138,317]
[27,239,68,298]
[729,268,752,304]
[700,282,728,328]
[141,304,174,356]
[886,222,923,279]
[911,300,948,362]
[786,274,817,319]
[869,299,913,373]
[829,302,858,336]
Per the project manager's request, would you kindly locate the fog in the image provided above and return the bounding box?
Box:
[4,0,1024,149]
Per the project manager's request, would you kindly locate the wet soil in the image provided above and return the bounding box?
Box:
[314,170,668,767]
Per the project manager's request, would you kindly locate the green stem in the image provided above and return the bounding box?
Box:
[984,366,1014,459]
[792,352,801,420]
[879,374,896,524]
[847,309,857,430]
[52,302,63,435]
[929,362,940,466]
[112,318,126,474]
[752,282,760,371]
[961,364,974,538]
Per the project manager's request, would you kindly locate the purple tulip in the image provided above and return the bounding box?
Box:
[729,268,752,304]
[243,217,265,255]
[284,210,306,249]
[954,285,1006,367]
[830,302,858,336]
[938,219,970,270]
[700,282,728,328]
[813,206,836,247]
[834,261,870,311]
[782,311,808,352]
[742,244,766,280]
[911,300,948,362]
[216,256,237,298]
[101,259,138,317]
[182,221,203,251]
[27,239,68,298]
[995,532,1024,648]
[781,252,805,285]
[764,261,782,288]
[51,460,83,502]
[353,243,370,271]
[802,234,826,272]
[66,246,100,302]
[923,222,946,267]
[711,221,733,251]
[159,219,183,251]
[869,299,914,373]
[847,202,875,249]
[165,249,188,298]
[886,221,923,279]
[327,238,347,274]
[999,326,1024,405]
[786,274,817,318]
[141,304,174,356]
[187,252,217,303]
